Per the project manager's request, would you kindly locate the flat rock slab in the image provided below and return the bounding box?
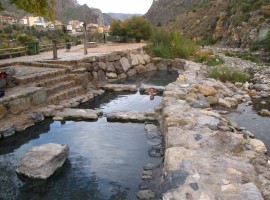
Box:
[107,110,157,123]
[16,143,69,180]
[10,66,66,77]
[101,84,137,92]
[0,86,42,104]
[139,85,165,96]
[53,108,102,121]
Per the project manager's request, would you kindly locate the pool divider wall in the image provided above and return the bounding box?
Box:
[158,61,269,199]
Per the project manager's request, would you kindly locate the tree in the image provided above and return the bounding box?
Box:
[0,0,56,20]
[122,16,152,42]
[110,17,152,43]
[110,20,126,36]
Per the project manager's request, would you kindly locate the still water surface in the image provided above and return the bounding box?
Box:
[230,98,270,154]
[0,71,178,200]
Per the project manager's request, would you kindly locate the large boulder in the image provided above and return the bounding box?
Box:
[16,143,69,179]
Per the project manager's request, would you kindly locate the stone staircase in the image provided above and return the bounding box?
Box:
[10,64,87,105]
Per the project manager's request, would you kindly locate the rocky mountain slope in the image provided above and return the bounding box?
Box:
[145,0,205,26]
[146,0,270,48]
[0,0,111,25]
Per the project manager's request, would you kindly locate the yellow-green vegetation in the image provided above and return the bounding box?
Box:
[208,65,250,83]
[195,50,225,66]
[146,28,197,59]
[110,16,152,42]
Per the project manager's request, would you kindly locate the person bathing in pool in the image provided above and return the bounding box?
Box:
[148,88,157,100]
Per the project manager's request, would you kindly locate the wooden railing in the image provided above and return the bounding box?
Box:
[0,42,67,60]
[0,47,27,59]
[39,42,66,52]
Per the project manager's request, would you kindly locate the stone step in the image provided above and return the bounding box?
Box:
[15,61,73,71]
[47,86,84,104]
[35,74,75,87]
[45,80,76,96]
[15,68,67,85]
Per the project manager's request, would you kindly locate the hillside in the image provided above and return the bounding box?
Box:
[145,0,204,26]
[145,0,270,48]
[0,0,111,25]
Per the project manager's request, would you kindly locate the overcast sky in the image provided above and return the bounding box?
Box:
[76,0,153,14]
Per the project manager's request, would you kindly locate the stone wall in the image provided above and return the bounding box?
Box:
[76,48,184,82]
[159,61,269,199]
[0,87,47,120]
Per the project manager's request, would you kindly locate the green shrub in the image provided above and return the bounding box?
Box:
[224,51,236,57]
[232,13,251,26]
[195,51,224,66]
[262,30,270,52]
[250,41,260,51]
[208,65,250,83]
[16,34,37,45]
[146,28,198,59]
[240,3,251,13]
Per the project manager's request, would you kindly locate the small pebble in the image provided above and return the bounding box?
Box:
[190,183,199,191]
[194,134,202,141]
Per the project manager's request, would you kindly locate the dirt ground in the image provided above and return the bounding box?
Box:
[0,42,147,66]
[74,42,147,53]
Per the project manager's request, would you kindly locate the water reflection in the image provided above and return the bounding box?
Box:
[115,70,179,86]
[230,103,270,154]
[0,119,53,155]
[252,98,270,113]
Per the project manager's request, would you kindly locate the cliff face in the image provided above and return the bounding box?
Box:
[54,1,105,25]
[145,0,205,26]
[146,0,270,48]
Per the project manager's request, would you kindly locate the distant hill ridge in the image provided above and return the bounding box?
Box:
[106,13,142,21]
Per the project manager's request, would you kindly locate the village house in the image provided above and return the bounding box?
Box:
[0,15,17,24]
[54,20,65,30]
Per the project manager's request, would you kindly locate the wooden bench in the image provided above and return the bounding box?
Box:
[87,42,97,48]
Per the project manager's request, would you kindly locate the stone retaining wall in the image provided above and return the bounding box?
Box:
[159,61,269,199]
[75,48,184,82]
[0,87,47,120]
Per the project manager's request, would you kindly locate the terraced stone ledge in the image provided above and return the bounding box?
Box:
[159,61,270,200]
[53,108,103,121]
[101,83,138,92]
[106,110,157,123]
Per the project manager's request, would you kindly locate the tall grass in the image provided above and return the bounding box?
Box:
[208,65,250,83]
[195,50,225,66]
[146,28,198,59]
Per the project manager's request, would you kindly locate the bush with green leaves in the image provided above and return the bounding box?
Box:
[110,16,152,42]
[146,28,198,59]
[195,50,224,66]
[16,34,37,45]
[263,30,270,52]
[208,65,250,83]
